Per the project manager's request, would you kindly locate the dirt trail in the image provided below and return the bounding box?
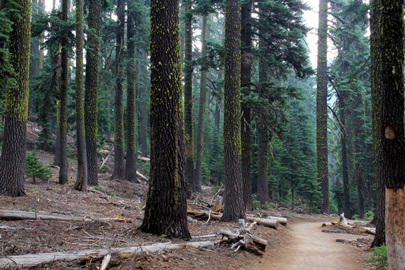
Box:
[254,222,371,270]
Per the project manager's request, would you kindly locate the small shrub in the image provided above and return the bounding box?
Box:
[352,214,360,220]
[253,200,275,209]
[25,149,52,183]
[368,244,387,270]
[364,210,374,221]
[262,201,275,209]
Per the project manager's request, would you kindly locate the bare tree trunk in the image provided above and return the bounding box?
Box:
[195,14,209,193]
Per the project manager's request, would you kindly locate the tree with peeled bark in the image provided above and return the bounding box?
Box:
[221,0,245,222]
[0,0,31,196]
[374,0,405,267]
[141,0,190,239]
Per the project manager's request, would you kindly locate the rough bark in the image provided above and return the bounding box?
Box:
[58,0,69,185]
[340,104,351,218]
[111,0,125,180]
[183,0,195,194]
[240,0,253,210]
[316,0,329,214]
[74,0,88,191]
[139,50,149,157]
[370,0,385,247]
[256,18,270,204]
[0,0,31,196]
[85,0,102,185]
[221,0,245,222]
[377,0,405,266]
[195,14,209,193]
[141,0,190,239]
[256,126,269,204]
[125,6,138,182]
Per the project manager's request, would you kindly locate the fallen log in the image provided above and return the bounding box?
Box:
[246,217,279,230]
[0,210,131,223]
[268,216,287,226]
[217,230,267,255]
[137,156,150,162]
[322,213,375,235]
[187,208,222,221]
[338,213,375,235]
[0,241,216,269]
[136,171,149,181]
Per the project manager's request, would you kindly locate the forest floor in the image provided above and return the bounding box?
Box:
[0,131,378,269]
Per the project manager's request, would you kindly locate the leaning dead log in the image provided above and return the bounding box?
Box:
[136,171,149,181]
[0,241,216,268]
[217,230,267,255]
[0,210,131,223]
[246,217,280,230]
[338,213,375,235]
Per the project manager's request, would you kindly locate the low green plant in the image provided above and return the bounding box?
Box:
[25,149,52,183]
[262,201,275,209]
[253,200,275,209]
[364,210,374,221]
[368,244,387,270]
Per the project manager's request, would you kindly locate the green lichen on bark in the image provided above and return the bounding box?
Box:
[222,0,245,221]
[141,0,190,239]
[0,0,32,196]
[85,0,102,185]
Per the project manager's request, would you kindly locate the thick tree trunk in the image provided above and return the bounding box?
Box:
[58,0,69,185]
[111,0,125,180]
[240,0,253,211]
[316,0,329,214]
[85,0,102,185]
[370,0,385,247]
[141,0,190,239]
[125,6,138,183]
[378,0,405,266]
[0,0,31,196]
[222,0,244,222]
[74,0,88,191]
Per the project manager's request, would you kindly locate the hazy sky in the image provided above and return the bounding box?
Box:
[303,0,320,68]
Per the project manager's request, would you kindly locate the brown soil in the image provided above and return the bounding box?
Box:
[0,151,376,269]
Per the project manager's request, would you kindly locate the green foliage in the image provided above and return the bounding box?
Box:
[0,0,18,118]
[25,149,52,182]
[253,200,275,209]
[368,245,387,270]
[364,210,374,221]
